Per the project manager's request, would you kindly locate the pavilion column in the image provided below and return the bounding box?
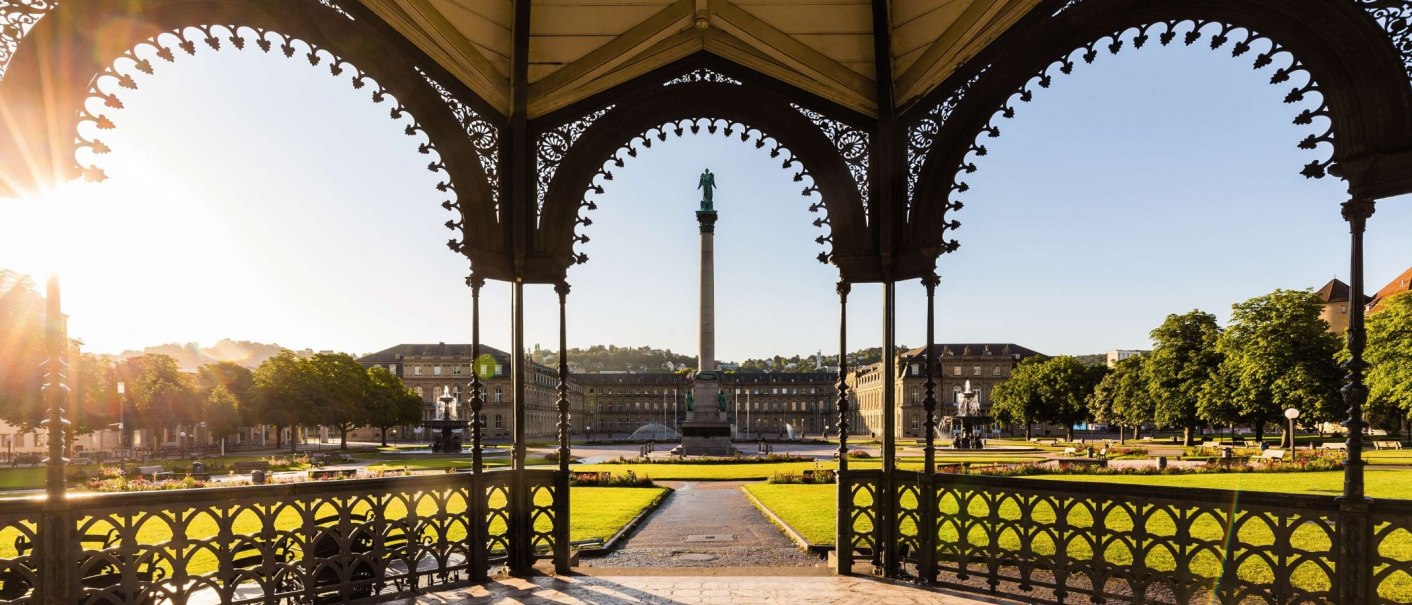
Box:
[834,281,853,574]
[553,281,572,574]
[41,276,72,605]
[508,279,532,575]
[918,273,939,584]
[468,274,485,474]
[1338,197,1375,604]
[881,280,898,577]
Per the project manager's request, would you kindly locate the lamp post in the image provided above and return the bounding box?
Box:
[116,381,126,470]
[1285,407,1301,450]
[178,430,187,459]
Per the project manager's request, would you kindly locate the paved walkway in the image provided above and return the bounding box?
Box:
[580,481,820,568]
[411,573,1020,604]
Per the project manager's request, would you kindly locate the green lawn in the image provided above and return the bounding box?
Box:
[746,472,1412,601]
[365,456,550,472]
[568,457,1041,480]
[1024,469,1411,496]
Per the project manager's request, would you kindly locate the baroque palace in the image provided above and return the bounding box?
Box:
[359,342,1039,440]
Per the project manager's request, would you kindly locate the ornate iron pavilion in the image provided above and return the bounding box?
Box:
[2,1,1411,603]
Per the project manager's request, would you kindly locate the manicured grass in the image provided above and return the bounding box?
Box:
[365,456,550,472]
[569,457,1041,480]
[747,472,1412,601]
[1024,469,1411,497]
[0,468,43,490]
[570,486,668,545]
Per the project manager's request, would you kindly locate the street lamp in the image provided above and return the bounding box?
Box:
[115,381,126,468]
[1285,407,1301,450]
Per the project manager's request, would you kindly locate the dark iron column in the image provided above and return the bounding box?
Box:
[509,279,532,575]
[1338,197,1375,603]
[918,273,939,584]
[553,281,572,574]
[834,280,852,574]
[468,274,485,474]
[881,280,898,577]
[40,276,72,605]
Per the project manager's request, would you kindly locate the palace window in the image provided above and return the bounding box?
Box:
[414,366,423,376]
[973,366,981,376]
[992,366,1001,376]
[952,366,961,376]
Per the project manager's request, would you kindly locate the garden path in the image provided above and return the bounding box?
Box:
[579,481,821,568]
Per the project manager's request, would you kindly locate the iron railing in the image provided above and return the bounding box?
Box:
[839,470,1412,604]
[0,469,566,604]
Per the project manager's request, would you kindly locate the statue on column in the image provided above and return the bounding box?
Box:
[686,391,695,411]
[697,169,717,211]
[717,391,727,412]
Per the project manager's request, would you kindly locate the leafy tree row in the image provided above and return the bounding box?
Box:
[993,289,1403,447]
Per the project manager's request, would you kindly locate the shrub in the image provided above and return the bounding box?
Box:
[569,470,654,487]
[602,452,806,465]
[845,450,872,459]
[767,469,835,484]
[262,454,311,471]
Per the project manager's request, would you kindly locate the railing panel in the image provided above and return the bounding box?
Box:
[478,472,513,566]
[926,475,1344,604]
[525,470,561,560]
[1372,500,1412,604]
[61,472,504,605]
[842,469,882,564]
[0,499,40,604]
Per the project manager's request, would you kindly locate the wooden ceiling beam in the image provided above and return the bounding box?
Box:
[895,0,1003,98]
[896,0,1039,106]
[359,0,510,112]
[529,0,695,117]
[403,0,509,94]
[703,28,876,116]
[707,0,875,107]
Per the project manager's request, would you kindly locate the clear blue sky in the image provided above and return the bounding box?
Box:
[0,36,1407,360]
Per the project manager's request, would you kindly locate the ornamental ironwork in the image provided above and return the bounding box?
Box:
[318,0,356,21]
[537,106,615,221]
[791,103,869,217]
[0,0,55,81]
[420,68,501,216]
[566,117,835,266]
[931,19,1335,248]
[70,24,455,206]
[905,69,984,218]
[663,68,742,86]
[1360,0,1412,80]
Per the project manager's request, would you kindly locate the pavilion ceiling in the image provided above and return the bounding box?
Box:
[358,0,1046,119]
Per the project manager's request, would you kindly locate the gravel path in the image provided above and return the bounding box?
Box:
[580,481,823,569]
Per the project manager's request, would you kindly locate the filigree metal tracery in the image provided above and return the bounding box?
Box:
[568,116,835,266]
[791,103,869,217]
[420,68,501,217]
[71,24,467,256]
[318,0,356,21]
[663,68,742,86]
[537,106,614,221]
[928,19,1335,250]
[0,0,55,81]
[1360,0,1412,80]
[905,70,984,218]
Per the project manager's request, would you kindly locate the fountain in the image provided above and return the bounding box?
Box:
[946,380,991,450]
[423,388,470,454]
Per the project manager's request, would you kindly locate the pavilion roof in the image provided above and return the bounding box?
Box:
[359,0,1045,118]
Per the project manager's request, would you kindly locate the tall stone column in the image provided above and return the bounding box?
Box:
[698,208,717,373]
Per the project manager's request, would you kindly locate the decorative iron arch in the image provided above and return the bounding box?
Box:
[528,72,877,283]
[902,0,1412,279]
[0,0,508,276]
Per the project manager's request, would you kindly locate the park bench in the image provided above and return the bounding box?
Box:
[303,514,376,604]
[1321,442,1349,451]
[221,536,296,594]
[232,461,271,474]
[134,465,164,479]
[9,454,39,468]
[1258,450,1287,463]
[15,528,165,602]
[1374,441,1404,450]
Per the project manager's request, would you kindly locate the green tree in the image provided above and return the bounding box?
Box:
[1088,355,1153,442]
[205,385,243,448]
[1035,356,1107,441]
[121,354,199,444]
[991,356,1049,439]
[1147,310,1223,446]
[306,353,372,450]
[197,362,254,407]
[250,350,311,451]
[365,366,424,446]
[1202,289,1342,445]
[0,269,45,428]
[1365,291,1412,434]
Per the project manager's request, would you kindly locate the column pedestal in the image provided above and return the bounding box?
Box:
[680,371,734,456]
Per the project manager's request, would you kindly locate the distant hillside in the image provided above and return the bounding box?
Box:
[106,339,288,371]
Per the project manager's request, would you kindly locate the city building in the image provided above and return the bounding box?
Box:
[1316,278,1362,335]
[575,371,838,439]
[356,343,584,441]
[1368,266,1412,314]
[847,344,1043,439]
[1105,349,1148,368]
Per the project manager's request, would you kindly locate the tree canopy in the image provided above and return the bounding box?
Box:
[1366,291,1412,428]
[1147,310,1223,446]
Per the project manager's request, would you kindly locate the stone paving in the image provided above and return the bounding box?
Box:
[579,481,821,568]
[411,573,1021,604]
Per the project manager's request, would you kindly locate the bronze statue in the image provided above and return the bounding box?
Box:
[697,169,717,211]
[717,391,727,412]
[686,391,695,411]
